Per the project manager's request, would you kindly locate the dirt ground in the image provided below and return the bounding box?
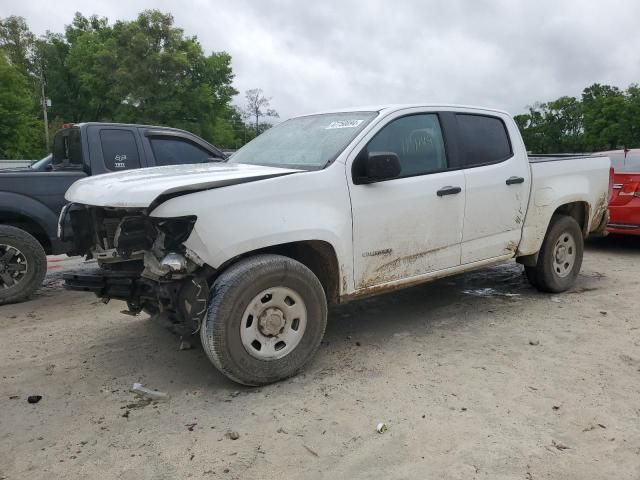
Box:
[1,236,639,480]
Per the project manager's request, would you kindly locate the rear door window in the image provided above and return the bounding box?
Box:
[456,114,513,167]
[99,129,141,171]
[149,137,216,166]
[52,128,83,168]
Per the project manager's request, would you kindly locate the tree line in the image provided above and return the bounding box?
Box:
[514,83,640,154]
[0,11,277,159]
[3,10,639,160]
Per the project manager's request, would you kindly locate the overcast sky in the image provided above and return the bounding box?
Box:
[5,0,640,119]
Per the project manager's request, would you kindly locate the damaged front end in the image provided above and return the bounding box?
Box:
[60,203,210,336]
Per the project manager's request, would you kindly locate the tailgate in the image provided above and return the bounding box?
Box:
[610,172,640,206]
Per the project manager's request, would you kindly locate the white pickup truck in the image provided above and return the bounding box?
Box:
[61,104,611,385]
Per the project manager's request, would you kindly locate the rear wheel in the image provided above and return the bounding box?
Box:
[525,215,583,293]
[201,254,327,386]
[0,225,47,305]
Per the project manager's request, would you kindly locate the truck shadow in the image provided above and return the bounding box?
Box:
[586,234,640,254]
[87,264,530,386]
[87,260,604,392]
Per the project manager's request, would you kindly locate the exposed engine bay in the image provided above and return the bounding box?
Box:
[60,204,210,337]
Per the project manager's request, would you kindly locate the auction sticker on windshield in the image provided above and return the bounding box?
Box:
[325,120,364,129]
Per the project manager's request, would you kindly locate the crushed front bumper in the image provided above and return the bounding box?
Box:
[63,269,209,335]
[63,268,154,302]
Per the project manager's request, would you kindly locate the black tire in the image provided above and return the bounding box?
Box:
[201,254,327,386]
[525,215,584,293]
[0,225,47,305]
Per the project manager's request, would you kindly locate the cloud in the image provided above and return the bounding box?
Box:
[7,0,640,119]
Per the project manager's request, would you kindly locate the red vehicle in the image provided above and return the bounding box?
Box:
[602,149,640,235]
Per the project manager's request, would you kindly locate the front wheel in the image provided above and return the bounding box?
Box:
[0,225,47,305]
[201,254,327,386]
[525,215,584,293]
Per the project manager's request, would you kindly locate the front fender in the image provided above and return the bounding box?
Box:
[0,191,61,250]
[149,164,356,293]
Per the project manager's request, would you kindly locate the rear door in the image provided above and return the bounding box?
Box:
[456,113,531,263]
[348,110,466,289]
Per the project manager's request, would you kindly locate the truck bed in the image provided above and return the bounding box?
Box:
[528,154,606,163]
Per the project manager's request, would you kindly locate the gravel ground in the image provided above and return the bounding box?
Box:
[1,236,639,479]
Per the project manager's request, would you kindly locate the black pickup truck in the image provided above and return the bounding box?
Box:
[0,122,225,305]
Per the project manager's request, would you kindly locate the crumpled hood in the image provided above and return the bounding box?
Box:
[65,162,300,208]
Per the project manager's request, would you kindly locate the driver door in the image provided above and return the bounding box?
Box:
[347,111,466,289]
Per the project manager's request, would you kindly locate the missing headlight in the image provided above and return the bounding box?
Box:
[153,216,197,250]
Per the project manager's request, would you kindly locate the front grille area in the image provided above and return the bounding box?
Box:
[101,218,122,249]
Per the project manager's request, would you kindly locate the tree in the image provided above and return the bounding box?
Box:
[515,83,640,154]
[622,84,640,148]
[0,53,43,158]
[58,10,238,141]
[581,83,625,150]
[1,16,53,148]
[0,16,35,79]
[243,89,279,135]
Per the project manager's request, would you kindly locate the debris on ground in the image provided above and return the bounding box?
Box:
[529,340,540,346]
[27,395,42,404]
[583,423,607,432]
[276,427,288,434]
[226,431,240,440]
[376,423,388,433]
[185,423,197,432]
[178,340,193,351]
[303,444,319,457]
[552,440,570,451]
[131,383,169,402]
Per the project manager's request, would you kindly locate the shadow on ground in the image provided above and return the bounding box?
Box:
[586,233,640,253]
[85,262,540,390]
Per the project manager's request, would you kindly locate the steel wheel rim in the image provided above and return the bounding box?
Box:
[0,244,29,289]
[552,231,576,278]
[240,286,308,361]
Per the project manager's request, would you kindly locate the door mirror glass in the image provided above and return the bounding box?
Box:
[360,152,401,183]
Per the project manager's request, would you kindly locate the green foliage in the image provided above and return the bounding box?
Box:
[0,11,261,157]
[0,53,43,158]
[517,83,640,153]
[0,16,35,79]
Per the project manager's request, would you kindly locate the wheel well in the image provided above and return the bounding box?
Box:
[552,201,589,237]
[0,213,51,253]
[218,241,341,305]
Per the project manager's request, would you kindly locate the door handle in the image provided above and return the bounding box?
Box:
[436,186,462,197]
[506,176,525,185]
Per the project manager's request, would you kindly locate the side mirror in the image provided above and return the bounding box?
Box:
[356,151,401,183]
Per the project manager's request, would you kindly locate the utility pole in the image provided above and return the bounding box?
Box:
[40,68,48,148]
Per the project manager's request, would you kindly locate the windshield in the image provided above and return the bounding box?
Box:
[610,153,640,173]
[228,112,377,170]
